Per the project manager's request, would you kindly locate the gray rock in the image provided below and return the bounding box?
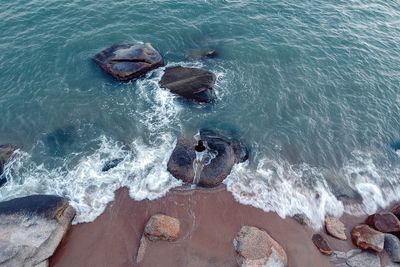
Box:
[167,129,249,187]
[325,216,347,240]
[159,66,216,103]
[0,195,75,267]
[346,252,380,267]
[385,234,400,263]
[234,225,287,267]
[94,43,164,81]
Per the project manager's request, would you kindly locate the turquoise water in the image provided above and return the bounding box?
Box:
[0,0,400,227]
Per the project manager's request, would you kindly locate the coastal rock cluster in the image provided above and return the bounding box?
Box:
[0,195,75,267]
[0,144,19,187]
[307,204,400,267]
[94,43,218,103]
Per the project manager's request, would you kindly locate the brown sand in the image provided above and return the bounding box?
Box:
[49,186,364,267]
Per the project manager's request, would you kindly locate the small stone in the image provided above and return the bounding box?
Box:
[351,224,384,252]
[346,251,380,267]
[233,225,287,267]
[293,213,309,226]
[312,234,333,256]
[385,234,400,263]
[325,216,347,240]
[366,212,400,233]
[135,235,149,264]
[144,214,180,241]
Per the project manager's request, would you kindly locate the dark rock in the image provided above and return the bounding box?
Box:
[0,177,6,187]
[351,224,384,252]
[385,234,400,263]
[0,195,75,266]
[0,144,19,176]
[167,130,249,187]
[102,158,124,172]
[366,212,400,233]
[204,50,218,58]
[159,66,216,103]
[391,204,400,220]
[292,213,309,226]
[312,234,333,256]
[94,43,164,81]
[233,225,287,267]
[346,251,380,267]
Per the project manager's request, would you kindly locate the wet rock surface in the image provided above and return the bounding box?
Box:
[0,195,75,267]
[144,214,180,242]
[101,158,124,172]
[159,66,216,103]
[366,212,400,233]
[346,251,380,267]
[233,225,287,267]
[312,234,333,256]
[385,234,400,263]
[351,224,384,252]
[325,216,347,240]
[167,129,249,187]
[95,43,164,81]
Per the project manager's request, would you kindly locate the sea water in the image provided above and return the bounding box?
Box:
[0,0,399,228]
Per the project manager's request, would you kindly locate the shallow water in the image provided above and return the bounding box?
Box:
[0,0,399,227]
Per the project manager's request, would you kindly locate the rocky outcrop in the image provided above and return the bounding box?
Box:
[351,224,384,252]
[167,129,249,187]
[0,195,75,267]
[391,204,400,220]
[385,234,400,263]
[144,214,180,242]
[366,212,400,233]
[312,234,333,256]
[325,216,347,240]
[159,66,216,103]
[0,144,19,187]
[233,225,287,267]
[94,43,164,81]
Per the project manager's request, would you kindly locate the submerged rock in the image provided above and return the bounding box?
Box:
[366,212,400,233]
[0,195,75,267]
[351,224,384,252]
[312,234,333,256]
[325,216,347,240]
[94,43,164,81]
[167,129,249,187]
[45,126,75,157]
[101,158,124,172]
[233,225,287,267]
[159,66,216,103]
[385,234,400,263]
[0,144,19,175]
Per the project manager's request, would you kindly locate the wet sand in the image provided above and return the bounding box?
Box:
[49,186,363,267]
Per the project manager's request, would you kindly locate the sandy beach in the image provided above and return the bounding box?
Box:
[49,186,366,267]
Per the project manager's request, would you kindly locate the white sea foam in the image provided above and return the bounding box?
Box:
[225,150,400,229]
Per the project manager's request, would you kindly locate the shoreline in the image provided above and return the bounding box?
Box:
[48,185,367,267]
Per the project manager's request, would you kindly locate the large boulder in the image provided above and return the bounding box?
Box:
[94,43,164,81]
[144,214,180,242]
[0,144,19,187]
[312,234,333,256]
[366,212,400,233]
[233,225,287,267]
[159,66,216,103]
[385,234,400,263]
[167,130,249,187]
[0,195,75,267]
[325,216,347,240]
[351,224,384,252]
